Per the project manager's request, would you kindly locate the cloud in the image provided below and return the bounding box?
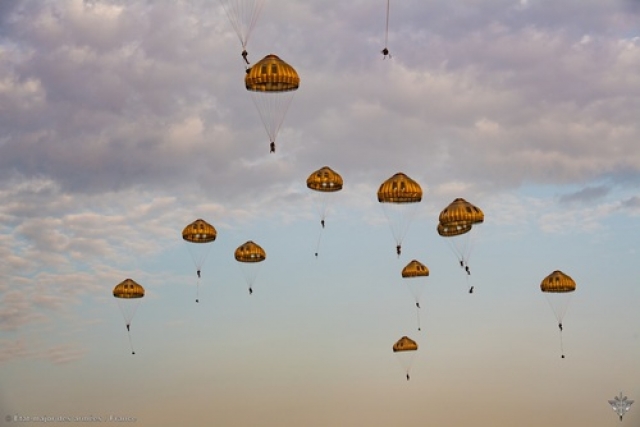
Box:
[559,185,611,204]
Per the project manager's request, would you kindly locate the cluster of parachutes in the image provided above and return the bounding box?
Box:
[110,4,578,381]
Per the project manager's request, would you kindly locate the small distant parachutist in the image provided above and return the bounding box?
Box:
[270,141,276,153]
[314,252,318,257]
[249,287,253,295]
[396,245,401,256]
[320,219,325,228]
[406,374,410,381]
[415,302,420,309]
[197,269,201,278]
[132,351,135,355]
[242,49,249,64]
[558,323,563,332]
[460,260,464,268]
[195,299,199,303]
[382,47,391,59]
[469,286,474,294]
[465,266,470,275]
[126,324,130,332]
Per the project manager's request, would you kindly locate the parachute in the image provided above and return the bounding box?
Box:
[234,240,266,295]
[218,0,265,64]
[245,54,300,154]
[609,392,634,422]
[113,279,145,355]
[377,173,423,257]
[540,270,576,358]
[182,219,217,303]
[437,198,483,292]
[393,336,418,380]
[401,260,429,331]
[306,166,343,257]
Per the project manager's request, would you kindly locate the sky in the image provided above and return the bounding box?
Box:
[1,0,639,426]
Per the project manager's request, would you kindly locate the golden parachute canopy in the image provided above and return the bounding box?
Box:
[437,222,473,237]
[113,279,145,299]
[235,240,266,263]
[438,198,484,226]
[306,166,343,192]
[401,260,429,278]
[182,219,217,243]
[393,336,418,352]
[540,270,577,293]
[245,54,300,92]
[377,173,422,204]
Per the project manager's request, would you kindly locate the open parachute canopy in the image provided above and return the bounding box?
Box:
[438,198,484,226]
[377,173,422,204]
[437,222,473,237]
[540,270,577,293]
[393,336,418,352]
[235,240,266,263]
[401,260,429,278]
[245,54,300,92]
[306,166,343,192]
[113,279,145,299]
[182,219,217,243]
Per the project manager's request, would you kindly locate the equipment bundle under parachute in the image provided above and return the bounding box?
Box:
[113,279,145,355]
[182,219,217,303]
[245,54,300,154]
[540,270,576,359]
[377,173,423,257]
[235,240,266,295]
[437,198,483,291]
[306,166,343,257]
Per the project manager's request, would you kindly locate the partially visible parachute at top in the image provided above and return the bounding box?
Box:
[306,166,343,257]
[245,54,300,154]
[377,173,423,258]
[182,219,217,303]
[540,270,576,359]
[218,0,265,64]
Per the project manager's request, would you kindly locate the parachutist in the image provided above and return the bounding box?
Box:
[382,47,391,59]
[465,266,470,275]
[132,351,135,355]
[320,219,325,228]
[561,354,565,359]
[415,302,420,309]
[314,252,318,257]
[406,374,410,381]
[396,245,401,256]
[249,287,253,295]
[469,286,474,294]
[126,324,130,332]
[558,323,563,332]
[270,142,275,153]
[460,260,464,268]
[197,269,201,278]
[196,299,199,303]
[242,49,249,64]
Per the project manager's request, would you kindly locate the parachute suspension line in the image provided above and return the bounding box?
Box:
[250,90,296,150]
[195,276,200,303]
[127,327,135,355]
[219,0,265,50]
[559,328,565,359]
[416,305,421,331]
[314,227,324,258]
[385,0,390,49]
